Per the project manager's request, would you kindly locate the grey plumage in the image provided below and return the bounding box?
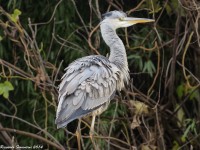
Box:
[55,55,125,128]
[55,10,154,129]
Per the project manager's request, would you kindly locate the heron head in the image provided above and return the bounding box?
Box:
[101,10,154,30]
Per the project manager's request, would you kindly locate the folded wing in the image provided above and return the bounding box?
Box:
[55,55,123,128]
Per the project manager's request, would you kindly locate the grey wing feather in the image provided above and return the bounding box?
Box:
[55,55,123,128]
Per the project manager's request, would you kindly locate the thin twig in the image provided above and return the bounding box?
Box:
[0,127,64,150]
[88,24,101,55]
[0,112,62,147]
[30,0,63,26]
[147,42,160,95]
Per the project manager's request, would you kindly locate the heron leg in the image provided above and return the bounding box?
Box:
[76,119,81,150]
[90,115,99,150]
[90,115,96,138]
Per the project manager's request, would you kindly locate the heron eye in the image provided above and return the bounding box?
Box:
[119,17,124,21]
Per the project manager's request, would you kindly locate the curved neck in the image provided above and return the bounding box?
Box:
[100,23,129,75]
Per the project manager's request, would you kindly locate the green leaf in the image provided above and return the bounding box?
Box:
[10,9,22,23]
[143,60,156,77]
[14,9,22,16]
[181,122,192,142]
[127,55,141,59]
[149,7,162,14]
[39,42,44,52]
[189,88,200,100]
[128,54,143,70]
[176,84,184,99]
[172,141,180,150]
[0,81,14,99]
[176,83,200,100]
[175,104,185,127]
[0,36,3,41]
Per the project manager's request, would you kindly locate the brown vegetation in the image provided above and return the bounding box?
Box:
[0,0,200,149]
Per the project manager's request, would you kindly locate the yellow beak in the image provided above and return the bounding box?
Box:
[124,17,155,25]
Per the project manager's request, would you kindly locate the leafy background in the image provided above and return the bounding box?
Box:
[0,0,200,149]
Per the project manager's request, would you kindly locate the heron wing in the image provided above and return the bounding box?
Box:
[55,55,122,128]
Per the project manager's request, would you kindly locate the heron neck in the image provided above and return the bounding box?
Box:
[100,24,129,80]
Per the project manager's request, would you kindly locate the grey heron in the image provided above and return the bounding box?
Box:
[55,10,154,133]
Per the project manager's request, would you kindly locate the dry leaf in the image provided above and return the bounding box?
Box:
[130,100,149,116]
[141,144,157,150]
[131,115,141,129]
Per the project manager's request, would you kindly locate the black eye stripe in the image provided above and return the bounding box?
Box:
[102,10,127,20]
[102,12,113,19]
